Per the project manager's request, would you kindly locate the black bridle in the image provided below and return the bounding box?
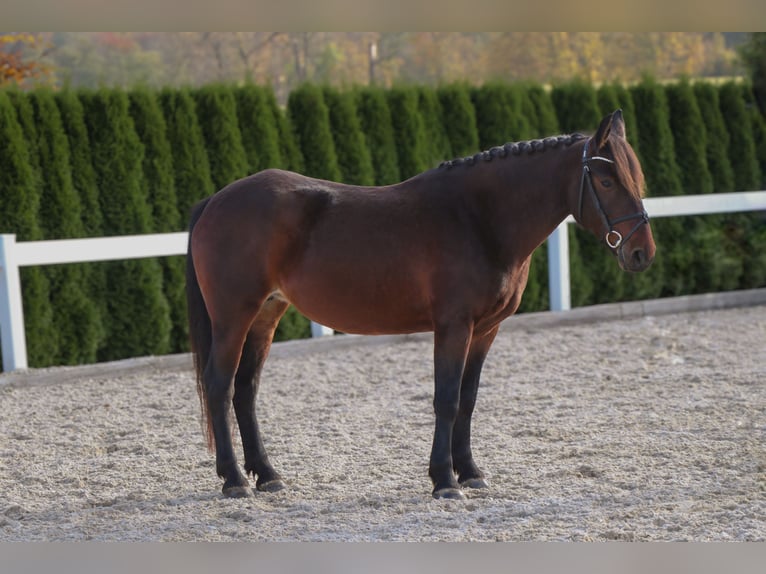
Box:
[578,138,649,255]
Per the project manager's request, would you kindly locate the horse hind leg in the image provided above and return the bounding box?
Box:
[232,295,290,493]
[204,318,256,498]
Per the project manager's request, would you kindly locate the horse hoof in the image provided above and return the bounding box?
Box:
[460,477,489,489]
[222,486,253,498]
[433,487,466,500]
[257,479,286,493]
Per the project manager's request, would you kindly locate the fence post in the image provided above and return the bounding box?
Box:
[310,321,334,337]
[547,221,571,312]
[0,234,28,371]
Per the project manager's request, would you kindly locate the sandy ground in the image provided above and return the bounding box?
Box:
[0,305,764,541]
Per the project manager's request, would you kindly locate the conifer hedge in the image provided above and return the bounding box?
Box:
[0,91,56,367]
[664,80,729,295]
[29,89,102,364]
[235,83,283,174]
[1,79,764,369]
[80,88,171,361]
[718,82,766,289]
[437,83,479,159]
[55,89,108,360]
[525,83,559,137]
[354,86,400,185]
[266,88,304,174]
[692,82,744,291]
[416,86,453,167]
[630,78,684,298]
[129,87,188,352]
[287,84,341,182]
[386,86,430,179]
[323,86,375,185]
[472,82,526,149]
[158,88,215,221]
[193,85,249,190]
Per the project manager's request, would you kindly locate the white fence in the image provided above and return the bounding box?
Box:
[2,190,765,372]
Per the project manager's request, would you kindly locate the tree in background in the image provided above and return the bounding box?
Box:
[740,84,766,186]
[738,33,766,114]
[5,90,61,367]
[0,33,54,88]
[158,88,215,221]
[29,89,102,364]
[193,85,249,190]
[323,86,375,185]
[718,82,766,289]
[693,83,736,193]
[525,83,559,137]
[129,87,188,352]
[55,89,108,358]
[81,88,171,361]
[354,86,400,185]
[719,82,762,192]
[738,83,766,288]
[235,83,283,174]
[551,78,601,134]
[287,84,341,182]
[630,77,685,298]
[264,87,304,174]
[692,82,743,292]
[386,86,430,179]
[437,83,479,159]
[471,82,531,150]
[416,86,453,167]
[55,90,102,236]
[0,91,56,367]
[664,80,731,294]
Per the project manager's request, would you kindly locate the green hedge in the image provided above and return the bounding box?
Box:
[80,88,171,362]
[1,79,764,369]
[354,86,400,185]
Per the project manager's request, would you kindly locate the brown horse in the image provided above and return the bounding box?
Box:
[186,110,655,499]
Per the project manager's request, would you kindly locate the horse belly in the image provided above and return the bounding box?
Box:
[279,258,433,335]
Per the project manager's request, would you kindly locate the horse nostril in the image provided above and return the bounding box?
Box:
[631,248,646,268]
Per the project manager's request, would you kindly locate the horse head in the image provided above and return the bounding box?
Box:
[574,110,655,272]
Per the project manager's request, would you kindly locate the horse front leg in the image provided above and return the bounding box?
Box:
[452,325,499,490]
[429,321,472,499]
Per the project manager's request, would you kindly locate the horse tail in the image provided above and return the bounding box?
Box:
[186,196,215,451]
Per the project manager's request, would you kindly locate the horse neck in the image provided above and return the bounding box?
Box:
[466,142,582,266]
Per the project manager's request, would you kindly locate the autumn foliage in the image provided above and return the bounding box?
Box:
[0,33,52,88]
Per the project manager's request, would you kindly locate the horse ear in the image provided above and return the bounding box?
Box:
[593,111,614,151]
[611,109,626,139]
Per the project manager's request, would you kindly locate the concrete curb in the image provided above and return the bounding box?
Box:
[2,288,764,388]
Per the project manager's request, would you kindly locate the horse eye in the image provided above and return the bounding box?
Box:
[600,178,613,188]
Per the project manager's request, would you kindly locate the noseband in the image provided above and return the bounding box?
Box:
[578,139,649,254]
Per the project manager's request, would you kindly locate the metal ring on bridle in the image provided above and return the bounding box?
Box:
[605,229,623,249]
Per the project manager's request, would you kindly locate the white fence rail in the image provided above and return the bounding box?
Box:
[2,191,765,372]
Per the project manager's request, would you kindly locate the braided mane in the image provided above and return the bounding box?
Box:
[439,133,587,170]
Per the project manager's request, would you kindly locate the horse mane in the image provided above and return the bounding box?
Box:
[439,133,588,170]
[438,131,645,200]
